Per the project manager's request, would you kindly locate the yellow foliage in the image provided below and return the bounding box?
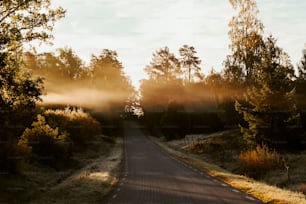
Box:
[43,107,101,147]
[240,145,282,175]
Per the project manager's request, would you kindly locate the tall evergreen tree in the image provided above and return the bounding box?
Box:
[141,47,182,108]
[235,36,298,147]
[89,49,135,111]
[90,49,132,91]
[179,45,203,83]
[144,47,181,82]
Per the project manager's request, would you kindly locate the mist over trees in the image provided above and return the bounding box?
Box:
[0,0,135,173]
[140,47,183,109]
[1,0,306,176]
[23,48,135,112]
[139,0,306,149]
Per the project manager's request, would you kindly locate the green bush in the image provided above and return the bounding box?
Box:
[18,115,71,167]
[43,107,101,148]
[240,145,282,178]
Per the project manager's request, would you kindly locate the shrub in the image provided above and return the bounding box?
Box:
[240,144,282,178]
[43,107,101,148]
[18,115,71,167]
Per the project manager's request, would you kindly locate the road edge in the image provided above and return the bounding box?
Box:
[149,136,306,204]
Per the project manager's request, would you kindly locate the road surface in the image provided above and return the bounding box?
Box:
[106,121,262,204]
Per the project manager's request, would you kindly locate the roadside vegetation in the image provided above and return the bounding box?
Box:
[139,1,306,202]
[0,1,131,203]
[186,130,306,194]
[1,0,306,203]
[151,134,306,204]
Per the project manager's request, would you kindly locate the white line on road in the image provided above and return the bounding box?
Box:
[246,196,255,200]
[232,189,240,193]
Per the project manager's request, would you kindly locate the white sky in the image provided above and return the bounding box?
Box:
[39,0,306,88]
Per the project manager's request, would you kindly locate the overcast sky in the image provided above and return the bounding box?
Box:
[40,0,306,87]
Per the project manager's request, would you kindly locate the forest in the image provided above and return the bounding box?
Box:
[1,0,306,203]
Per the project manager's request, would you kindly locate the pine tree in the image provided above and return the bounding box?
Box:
[235,36,298,147]
[140,46,184,130]
[144,47,181,82]
[89,49,135,112]
[179,45,203,83]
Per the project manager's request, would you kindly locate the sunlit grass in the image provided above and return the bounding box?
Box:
[29,137,123,204]
[151,136,306,204]
[239,145,282,177]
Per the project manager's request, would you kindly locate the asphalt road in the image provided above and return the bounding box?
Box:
[106,121,263,204]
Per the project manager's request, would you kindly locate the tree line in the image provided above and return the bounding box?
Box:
[140,0,306,150]
[23,48,134,110]
[0,0,135,172]
[1,0,306,173]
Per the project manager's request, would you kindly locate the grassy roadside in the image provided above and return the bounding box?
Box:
[0,135,123,204]
[150,136,306,204]
[28,136,123,204]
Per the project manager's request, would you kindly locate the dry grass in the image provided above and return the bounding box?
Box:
[179,130,306,193]
[240,145,282,177]
[150,136,306,204]
[28,137,123,204]
[0,135,122,204]
[44,107,90,119]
